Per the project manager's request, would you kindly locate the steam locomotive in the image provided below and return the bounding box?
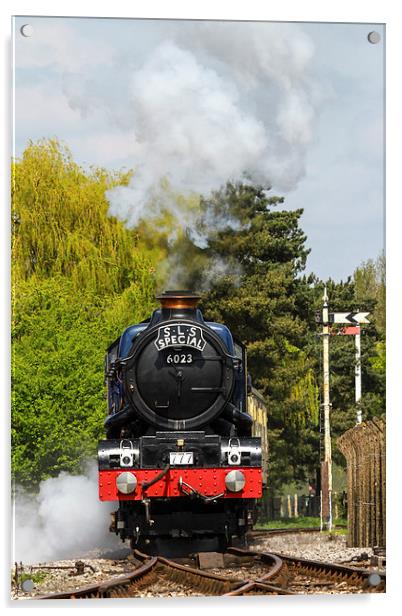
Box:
[98,291,267,555]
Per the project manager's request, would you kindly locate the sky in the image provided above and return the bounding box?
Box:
[12,16,385,282]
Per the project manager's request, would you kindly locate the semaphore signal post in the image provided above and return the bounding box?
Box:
[329,311,370,424]
[317,290,370,531]
[320,286,332,531]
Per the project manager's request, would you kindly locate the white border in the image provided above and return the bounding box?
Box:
[0,0,397,21]
[2,1,400,613]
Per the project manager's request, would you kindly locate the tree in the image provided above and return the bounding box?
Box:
[312,269,385,468]
[181,182,320,488]
[12,139,161,295]
[11,140,158,486]
[353,253,386,419]
[354,252,385,337]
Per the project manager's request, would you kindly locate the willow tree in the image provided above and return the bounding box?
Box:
[12,139,160,294]
[11,140,159,486]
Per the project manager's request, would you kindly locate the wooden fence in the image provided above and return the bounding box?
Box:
[337,416,385,548]
[260,493,320,520]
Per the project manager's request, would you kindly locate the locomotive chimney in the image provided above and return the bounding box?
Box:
[157,290,201,321]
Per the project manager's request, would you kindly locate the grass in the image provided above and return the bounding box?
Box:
[255,516,347,531]
[14,571,49,588]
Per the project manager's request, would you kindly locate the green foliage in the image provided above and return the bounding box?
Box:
[180,182,320,488]
[255,517,322,530]
[309,266,386,468]
[171,182,385,489]
[12,140,158,486]
[11,141,386,495]
[14,277,104,484]
[12,139,158,296]
[369,341,386,375]
[352,253,386,419]
[354,252,385,337]
[255,519,347,533]
[290,368,320,427]
[18,571,49,585]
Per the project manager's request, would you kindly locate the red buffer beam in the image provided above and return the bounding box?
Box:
[99,467,262,501]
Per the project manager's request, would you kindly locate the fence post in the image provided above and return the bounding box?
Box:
[333,491,338,521]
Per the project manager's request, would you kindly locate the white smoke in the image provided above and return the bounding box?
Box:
[105,39,269,231]
[163,251,242,291]
[197,257,243,291]
[12,462,119,565]
[61,21,321,236]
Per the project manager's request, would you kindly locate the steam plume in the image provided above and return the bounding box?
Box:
[13,463,118,564]
[61,22,321,236]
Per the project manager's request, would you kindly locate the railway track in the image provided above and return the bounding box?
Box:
[250,525,346,539]
[35,544,385,599]
[226,547,385,595]
[37,550,289,599]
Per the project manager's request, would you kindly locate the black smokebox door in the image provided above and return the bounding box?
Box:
[135,340,223,421]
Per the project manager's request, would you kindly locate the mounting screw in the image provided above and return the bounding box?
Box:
[367,572,382,586]
[20,24,34,37]
[367,31,381,44]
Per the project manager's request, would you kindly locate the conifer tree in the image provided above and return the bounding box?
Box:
[184,182,321,487]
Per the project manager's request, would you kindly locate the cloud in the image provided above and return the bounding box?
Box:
[85,23,321,230]
[67,130,139,167]
[13,19,385,281]
[15,20,116,72]
[14,20,321,243]
[14,84,83,140]
[15,21,322,205]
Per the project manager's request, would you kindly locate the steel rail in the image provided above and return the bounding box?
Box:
[228,546,385,593]
[275,551,386,584]
[38,556,158,600]
[225,581,295,596]
[36,551,244,599]
[34,541,384,599]
[250,525,346,539]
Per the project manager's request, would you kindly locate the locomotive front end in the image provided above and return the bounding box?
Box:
[98,291,264,555]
